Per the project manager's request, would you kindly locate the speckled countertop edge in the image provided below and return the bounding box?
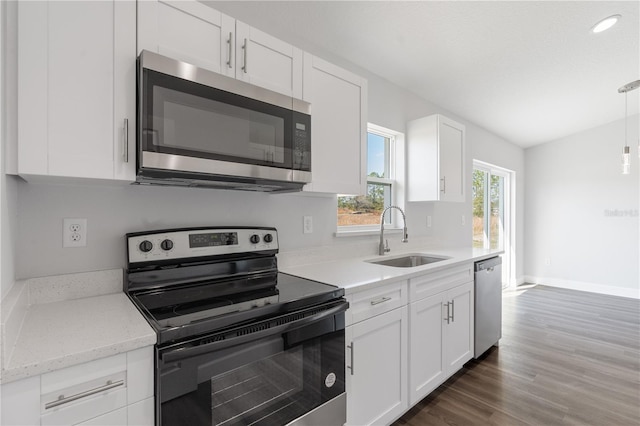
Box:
[0,270,156,385]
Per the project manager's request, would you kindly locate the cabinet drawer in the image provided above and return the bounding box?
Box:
[347,281,408,326]
[409,264,472,302]
[41,354,128,426]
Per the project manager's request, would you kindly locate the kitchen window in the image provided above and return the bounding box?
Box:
[337,124,404,233]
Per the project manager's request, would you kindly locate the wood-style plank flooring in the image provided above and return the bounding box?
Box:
[393,285,640,426]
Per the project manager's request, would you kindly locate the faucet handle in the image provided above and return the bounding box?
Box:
[384,239,390,253]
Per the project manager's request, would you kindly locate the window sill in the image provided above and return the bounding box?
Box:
[335,228,403,238]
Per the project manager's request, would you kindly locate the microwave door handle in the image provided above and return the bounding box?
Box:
[161,301,349,364]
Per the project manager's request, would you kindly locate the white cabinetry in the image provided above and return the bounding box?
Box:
[17,0,136,181]
[408,265,474,405]
[345,281,408,426]
[0,347,154,426]
[407,115,466,202]
[302,54,367,195]
[138,0,303,98]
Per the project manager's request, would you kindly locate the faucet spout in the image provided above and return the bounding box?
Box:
[379,206,408,255]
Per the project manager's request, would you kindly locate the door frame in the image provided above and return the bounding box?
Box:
[473,160,516,288]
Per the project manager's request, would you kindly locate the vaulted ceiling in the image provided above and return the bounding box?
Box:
[208,1,640,148]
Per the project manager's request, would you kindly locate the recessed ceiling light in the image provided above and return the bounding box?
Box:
[591,14,621,33]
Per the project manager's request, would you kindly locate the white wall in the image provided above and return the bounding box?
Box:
[11,3,526,280]
[524,115,640,298]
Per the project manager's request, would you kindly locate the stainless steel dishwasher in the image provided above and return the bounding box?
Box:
[474,256,502,358]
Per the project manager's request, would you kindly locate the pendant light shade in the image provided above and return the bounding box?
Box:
[618,79,640,174]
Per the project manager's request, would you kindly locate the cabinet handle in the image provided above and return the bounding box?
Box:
[226,32,233,68]
[444,302,450,324]
[44,379,125,410]
[370,296,392,306]
[450,299,455,322]
[242,38,248,73]
[123,118,129,163]
[347,343,354,375]
[440,176,446,193]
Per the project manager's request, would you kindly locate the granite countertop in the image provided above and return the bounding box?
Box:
[0,270,156,385]
[280,246,504,293]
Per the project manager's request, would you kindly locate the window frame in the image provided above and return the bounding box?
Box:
[337,123,404,234]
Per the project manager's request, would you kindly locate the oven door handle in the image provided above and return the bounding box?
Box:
[161,300,349,364]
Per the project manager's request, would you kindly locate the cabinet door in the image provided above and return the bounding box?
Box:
[409,293,446,405]
[0,375,41,426]
[438,116,465,202]
[18,1,135,181]
[407,114,465,202]
[444,281,474,374]
[234,22,303,98]
[303,54,367,195]
[76,407,127,426]
[138,0,234,76]
[346,307,408,426]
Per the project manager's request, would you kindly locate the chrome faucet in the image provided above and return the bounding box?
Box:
[379,206,408,255]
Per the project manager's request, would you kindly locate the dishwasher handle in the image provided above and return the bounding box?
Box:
[475,256,502,272]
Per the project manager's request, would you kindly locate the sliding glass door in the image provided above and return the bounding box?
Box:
[472,161,513,287]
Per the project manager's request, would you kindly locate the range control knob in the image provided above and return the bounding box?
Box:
[139,240,153,253]
[263,233,273,243]
[160,239,174,251]
[250,234,261,244]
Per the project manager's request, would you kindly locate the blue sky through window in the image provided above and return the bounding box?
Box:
[367,133,386,177]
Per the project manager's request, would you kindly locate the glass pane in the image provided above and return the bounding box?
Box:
[337,182,391,226]
[153,86,285,163]
[472,169,487,248]
[490,175,504,250]
[367,133,388,178]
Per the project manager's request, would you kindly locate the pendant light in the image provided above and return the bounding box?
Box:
[618,80,640,174]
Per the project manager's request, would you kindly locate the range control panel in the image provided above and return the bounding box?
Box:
[127,227,278,264]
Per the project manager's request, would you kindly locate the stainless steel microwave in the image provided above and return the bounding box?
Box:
[136,51,311,192]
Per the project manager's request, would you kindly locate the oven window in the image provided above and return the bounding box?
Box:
[159,330,345,426]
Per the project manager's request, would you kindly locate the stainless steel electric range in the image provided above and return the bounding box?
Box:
[124,227,348,426]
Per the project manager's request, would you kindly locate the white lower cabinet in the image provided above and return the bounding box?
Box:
[409,281,474,405]
[0,346,154,426]
[345,306,408,426]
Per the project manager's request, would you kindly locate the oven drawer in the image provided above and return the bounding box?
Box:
[346,280,408,326]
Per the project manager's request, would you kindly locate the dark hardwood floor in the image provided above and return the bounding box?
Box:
[393,285,640,426]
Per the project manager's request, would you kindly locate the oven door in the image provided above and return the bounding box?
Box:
[138,51,311,183]
[157,300,348,426]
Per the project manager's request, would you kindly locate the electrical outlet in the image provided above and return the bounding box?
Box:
[63,218,87,248]
[461,215,465,226]
[303,216,313,234]
[427,216,432,228]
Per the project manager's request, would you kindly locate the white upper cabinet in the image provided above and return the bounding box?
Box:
[17,0,136,181]
[137,0,303,98]
[407,114,466,202]
[302,54,367,195]
[234,22,303,99]
[137,0,234,76]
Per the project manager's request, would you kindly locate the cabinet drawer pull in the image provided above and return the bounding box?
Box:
[440,176,446,193]
[44,379,125,410]
[242,38,248,73]
[123,118,129,163]
[226,32,233,68]
[370,296,392,306]
[347,343,354,375]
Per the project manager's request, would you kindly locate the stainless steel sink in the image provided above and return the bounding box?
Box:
[366,254,450,268]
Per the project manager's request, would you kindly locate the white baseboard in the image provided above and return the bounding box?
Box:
[523,276,640,299]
